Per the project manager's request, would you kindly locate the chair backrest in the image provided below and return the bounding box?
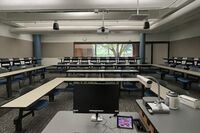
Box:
[99,57,107,63]
[168,57,175,64]
[118,57,126,64]
[71,57,78,63]
[1,58,11,68]
[176,64,185,69]
[63,57,70,63]
[185,57,194,66]
[196,59,200,67]
[24,57,31,65]
[90,57,98,63]
[13,58,22,66]
[0,67,9,73]
[189,66,200,72]
[10,66,22,71]
[175,57,183,65]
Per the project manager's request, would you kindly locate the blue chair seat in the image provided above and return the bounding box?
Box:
[156,71,168,75]
[13,74,26,81]
[49,89,61,96]
[156,71,168,80]
[165,74,177,81]
[122,82,141,92]
[32,69,45,76]
[177,77,190,83]
[0,78,7,84]
[198,84,200,88]
[46,89,61,102]
[26,100,48,111]
[65,84,74,92]
[165,74,175,78]
[177,77,191,89]
[144,89,157,97]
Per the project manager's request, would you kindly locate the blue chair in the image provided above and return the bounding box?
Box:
[144,89,157,97]
[177,77,191,89]
[164,74,177,81]
[32,69,46,82]
[156,71,168,80]
[0,67,9,73]
[0,68,9,96]
[25,99,48,112]
[23,57,32,66]
[65,83,74,92]
[198,84,200,88]
[47,89,61,102]
[0,78,6,84]
[11,66,27,88]
[0,58,11,70]
[0,78,7,90]
[121,82,141,95]
[13,58,22,66]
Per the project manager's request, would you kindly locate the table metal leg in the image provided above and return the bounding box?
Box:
[6,76,12,98]
[41,68,46,79]
[14,109,23,132]
[28,71,33,85]
[14,109,35,132]
[142,85,145,97]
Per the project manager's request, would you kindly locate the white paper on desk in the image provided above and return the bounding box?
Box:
[148,103,169,112]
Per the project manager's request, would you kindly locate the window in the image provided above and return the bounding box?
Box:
[74,44,95,57]
[74,43,139,57]
[96,44,117,57]
[118,44,133,57]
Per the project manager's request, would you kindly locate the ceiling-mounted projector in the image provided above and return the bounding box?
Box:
[97,26,110,34]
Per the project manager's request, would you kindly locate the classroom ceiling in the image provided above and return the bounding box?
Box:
[0,0,199,34]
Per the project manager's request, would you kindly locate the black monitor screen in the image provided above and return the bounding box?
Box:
[73,84,119,114]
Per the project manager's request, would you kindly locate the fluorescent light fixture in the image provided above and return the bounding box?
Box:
[1,0,58,5]
[66,12,95,17]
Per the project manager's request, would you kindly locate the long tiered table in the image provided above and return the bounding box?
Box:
[152,64,200,77]
[0,65,48,98]
[55,63,152,74]
[66,69,139,77]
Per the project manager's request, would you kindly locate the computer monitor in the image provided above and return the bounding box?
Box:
[73,84,119,122]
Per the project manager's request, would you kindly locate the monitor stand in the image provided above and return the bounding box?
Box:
[91,113,103,122]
